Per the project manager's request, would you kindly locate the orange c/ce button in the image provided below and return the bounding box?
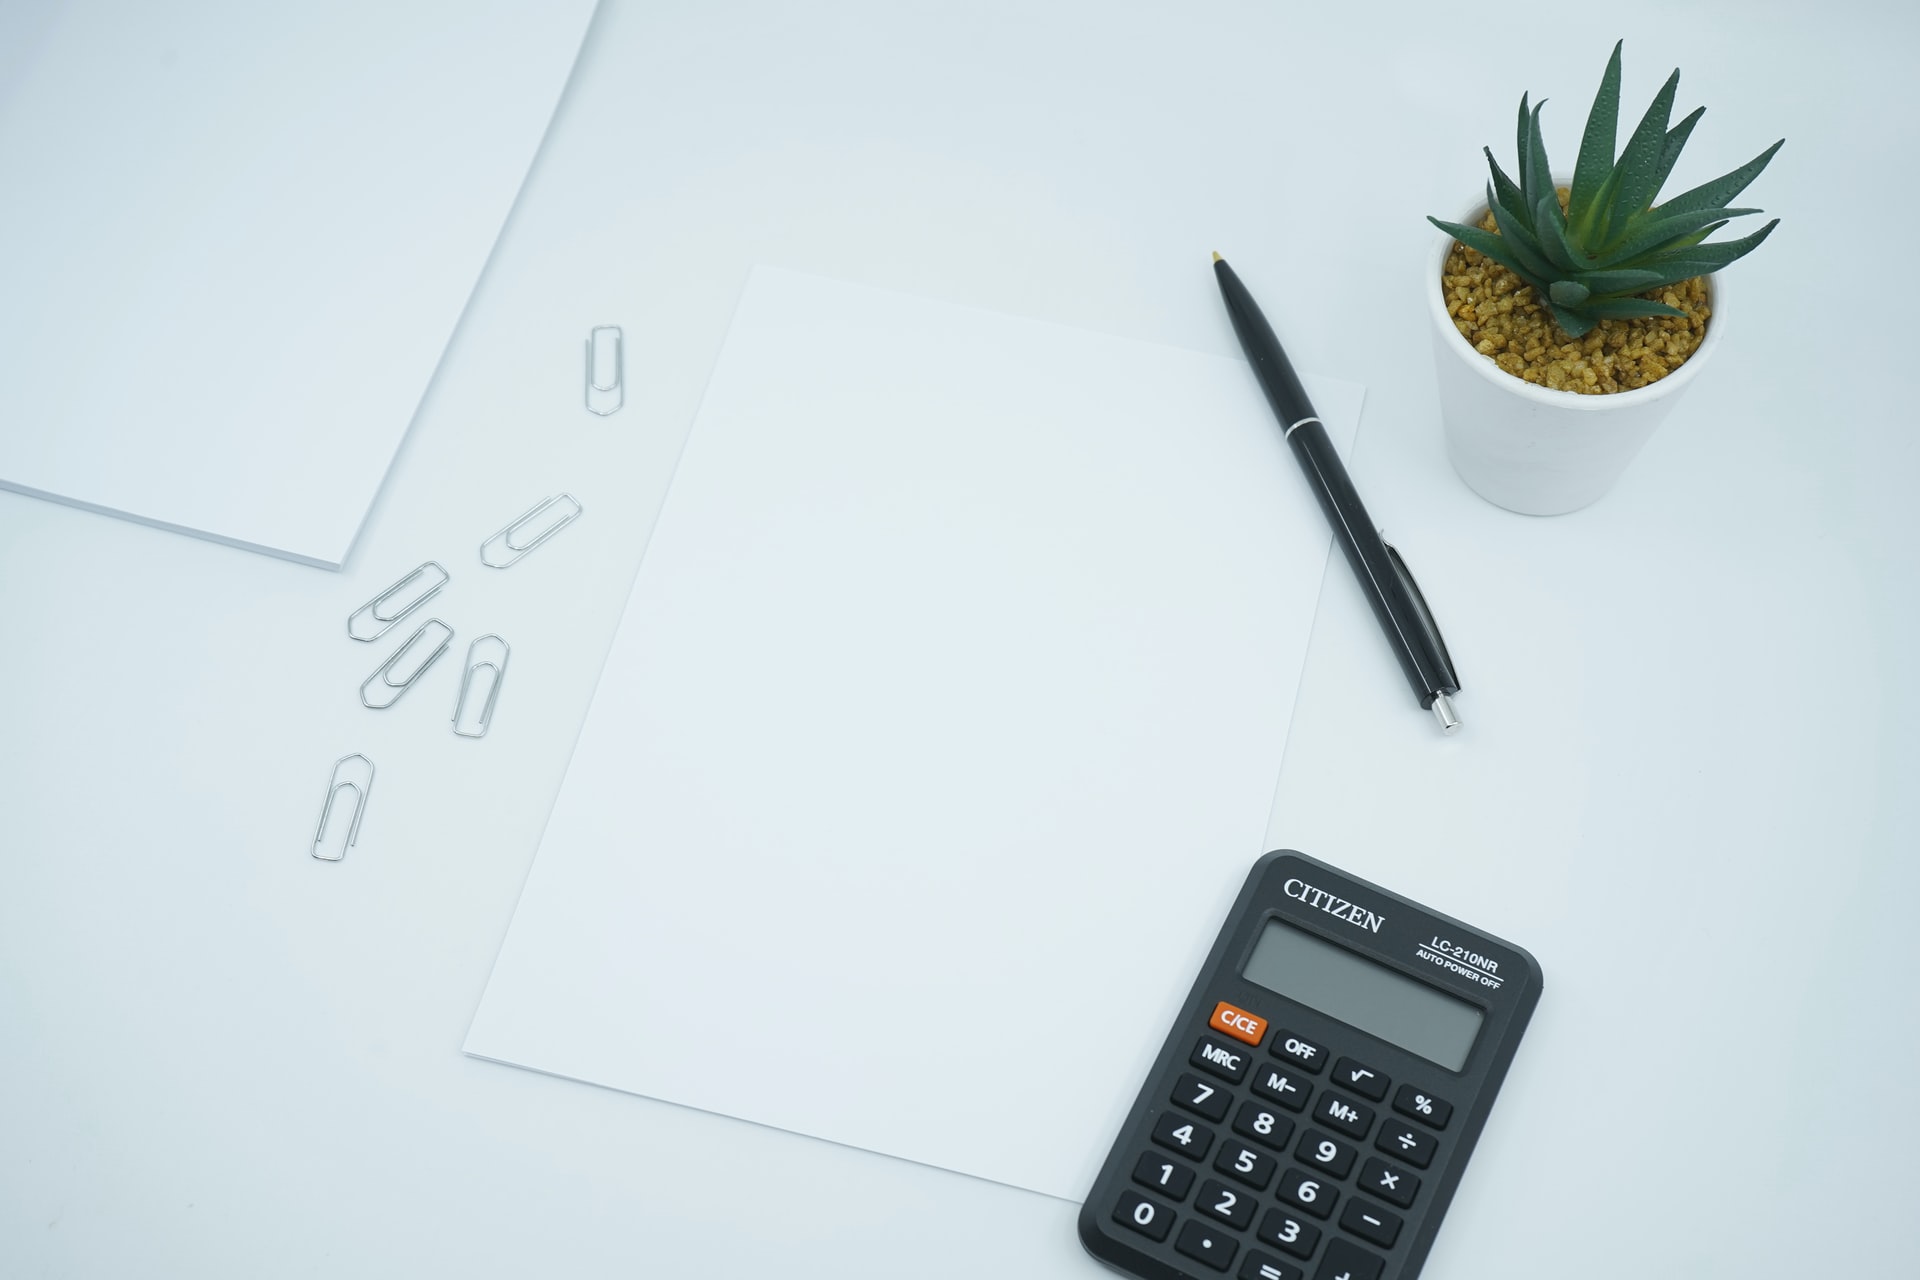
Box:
[1209,1001,1267,1046]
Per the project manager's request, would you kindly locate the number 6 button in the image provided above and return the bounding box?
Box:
[1276,1167,1336,1219]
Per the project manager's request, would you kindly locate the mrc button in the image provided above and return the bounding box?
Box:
[1190,1035,1252,1083]
[1209,1001,1268,1046]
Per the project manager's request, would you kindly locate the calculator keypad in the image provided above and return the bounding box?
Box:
[1112,1002,1455,1280]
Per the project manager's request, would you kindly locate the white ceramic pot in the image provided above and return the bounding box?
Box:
[1427,196,1725,515]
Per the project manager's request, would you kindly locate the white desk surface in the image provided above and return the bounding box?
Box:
[4,3,1915,1277]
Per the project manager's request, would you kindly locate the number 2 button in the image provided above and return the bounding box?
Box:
[1196,1177,1256,1229]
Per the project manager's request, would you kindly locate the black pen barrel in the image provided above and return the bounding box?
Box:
[1287,422,1456,706]
[1212,257,1458,709]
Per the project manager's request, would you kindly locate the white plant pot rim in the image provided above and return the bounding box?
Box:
[1426,196,1725,411]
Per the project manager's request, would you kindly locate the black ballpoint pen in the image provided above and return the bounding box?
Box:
[1212,252,1463,733]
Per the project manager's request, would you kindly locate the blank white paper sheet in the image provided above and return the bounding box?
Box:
[466,267,1363,1200]
[0,0,596,567]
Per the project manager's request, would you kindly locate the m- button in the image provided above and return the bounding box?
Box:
[1190,1035,1251,1083]
[1210,1001,1269,1047]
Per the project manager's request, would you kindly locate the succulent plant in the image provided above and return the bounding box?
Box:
[1429,41,1782,339]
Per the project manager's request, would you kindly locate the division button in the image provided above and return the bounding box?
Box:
[1338,1198,1402,1249]
[1255,1207,1320,1260]
[1251,1065,1312,1112]
[1132,1151,1196,1201]
[1272,1030,1327,1073]
[1112,1189,1174,1242]
[1211,1000,1270,1047]
[1313,1237,1385,1280]
[1313,1090,1375,1140]
[1176,1219,1239,1272]
[1357,1157,1418,1209]
[1239,1250,1306,1280]
[1152,1112,1216,1161]
[1374,1120,1437,1169]
[1192,1035,1252,1083]
[1173,1071,1233,1122]
[1331,1057,1389,1102]
[1392,1083,1453,1130]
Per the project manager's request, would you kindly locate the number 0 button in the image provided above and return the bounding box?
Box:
[1112,1190,1173,1242]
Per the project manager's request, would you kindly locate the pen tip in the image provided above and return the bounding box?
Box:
[1211,251,1223,263]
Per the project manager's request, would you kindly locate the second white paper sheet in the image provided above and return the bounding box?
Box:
[466,267,1363,1201]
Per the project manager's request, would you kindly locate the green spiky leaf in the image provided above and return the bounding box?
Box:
[1566,41,1622,238]
[1427,217,1551,294]
[1599,68,1680,248]
[1483,147,1529,228]
[1428,42,1781,343]
[1653,139,1785,219]
[1550,280,1590,306]
[1589,206,1761,269]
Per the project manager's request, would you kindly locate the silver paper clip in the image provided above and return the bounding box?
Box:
[360,618,453,709]
[480,494,583,569]
[346,561,449,642]
[312,753,375,861]
[452,634,511,738]
[586,324,624,415]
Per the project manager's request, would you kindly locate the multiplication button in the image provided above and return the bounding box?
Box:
[1357,1157,1418,1209]
[1192,1035,1253,1083]
[1271,1030,1327,1074]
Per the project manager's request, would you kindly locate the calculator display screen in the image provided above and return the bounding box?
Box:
[1242,919,1483,1070]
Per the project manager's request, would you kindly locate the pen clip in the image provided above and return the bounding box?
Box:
[1381,538,1459,694]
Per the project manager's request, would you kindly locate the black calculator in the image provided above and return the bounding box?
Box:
[1079,850,1541,1280]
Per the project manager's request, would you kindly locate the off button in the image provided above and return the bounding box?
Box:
[1209,1001,1268,1047]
